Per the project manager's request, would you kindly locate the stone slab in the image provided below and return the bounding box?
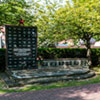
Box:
[8,69,90,79]
[3,68,95,87]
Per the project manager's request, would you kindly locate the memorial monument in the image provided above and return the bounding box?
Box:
[5,25,37,70]
[0,25,95,87]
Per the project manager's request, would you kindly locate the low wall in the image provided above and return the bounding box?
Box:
[38,58,88,69]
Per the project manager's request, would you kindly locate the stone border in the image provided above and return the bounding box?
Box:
[38,58,88,69]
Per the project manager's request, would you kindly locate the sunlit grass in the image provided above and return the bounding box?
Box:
[92,66,100,74]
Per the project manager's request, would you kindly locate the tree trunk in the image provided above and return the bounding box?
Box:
[86,40,92,68]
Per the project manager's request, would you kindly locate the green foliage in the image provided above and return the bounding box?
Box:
[49,0,100,66]
[38,48,87,59]
[91,48,100,66]
[0,0,34,26]
[38,48,100,66]
[54,0,100,42]
[35,0,100,48]
[34,0,65,47]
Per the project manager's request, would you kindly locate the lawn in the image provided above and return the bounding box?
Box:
[0,66,100,93]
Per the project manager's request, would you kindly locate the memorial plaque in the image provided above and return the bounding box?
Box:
[5,25,37,70]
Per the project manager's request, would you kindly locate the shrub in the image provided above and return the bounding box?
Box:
[38,48,87,59]
[38,48,100,66]
[91,48,100,66]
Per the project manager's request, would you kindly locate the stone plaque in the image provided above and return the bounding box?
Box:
[5,25,37,70]
[13,48,31,57]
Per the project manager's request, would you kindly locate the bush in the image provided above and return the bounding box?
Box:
[38,48,87,59]
[38,48,100,66]
[91,48,100,66]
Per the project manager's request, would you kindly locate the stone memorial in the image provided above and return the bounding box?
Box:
[5,25,37,70]
[0,25,95,87]
[38,58,89,69]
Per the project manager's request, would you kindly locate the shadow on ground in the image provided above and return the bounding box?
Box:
[0,83,100,100]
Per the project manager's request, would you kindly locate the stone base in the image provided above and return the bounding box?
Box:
[4,68,95,87]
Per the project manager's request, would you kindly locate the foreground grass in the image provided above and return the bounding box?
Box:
[0,67,100,93]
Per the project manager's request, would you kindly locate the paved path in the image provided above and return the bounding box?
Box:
[0,83,100,100]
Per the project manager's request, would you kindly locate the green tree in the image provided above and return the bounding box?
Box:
[34,0,65,47]
[54,0,100,67]
[0,0,34,25]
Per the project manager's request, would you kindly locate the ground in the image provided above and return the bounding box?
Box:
[0,66,100,100]
[0,83,100,100]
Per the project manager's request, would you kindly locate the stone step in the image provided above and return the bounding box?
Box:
[6,71,95,87]
[15,71,95,84]
[10,69,90,80]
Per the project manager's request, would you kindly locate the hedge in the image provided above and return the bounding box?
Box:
[0,48,100,72]
[38,48,87,59]
[91,48,100,66]
[0,49,6,72]
[38,48,100,66]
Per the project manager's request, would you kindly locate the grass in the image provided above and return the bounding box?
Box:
[0,66,100,93]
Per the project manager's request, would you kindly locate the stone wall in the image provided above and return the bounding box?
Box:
[38,58,88,69]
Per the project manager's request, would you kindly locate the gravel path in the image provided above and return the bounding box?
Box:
[0,83,100,100]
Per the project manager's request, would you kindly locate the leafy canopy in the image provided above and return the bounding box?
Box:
[55,0,100,42]
[0,0,34,25]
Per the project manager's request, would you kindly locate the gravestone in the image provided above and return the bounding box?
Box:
[5,25,37,70]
